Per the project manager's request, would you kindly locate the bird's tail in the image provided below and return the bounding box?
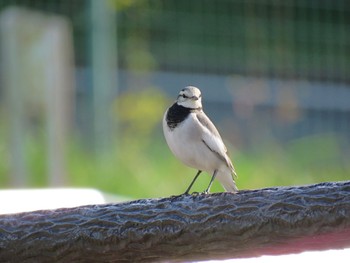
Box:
[216,169,238,193]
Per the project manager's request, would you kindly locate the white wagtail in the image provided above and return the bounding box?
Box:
[163,86,238,194]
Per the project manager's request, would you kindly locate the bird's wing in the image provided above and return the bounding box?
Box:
[195,111,237,177]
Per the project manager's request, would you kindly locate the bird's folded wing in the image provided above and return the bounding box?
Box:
[196,112,237,177]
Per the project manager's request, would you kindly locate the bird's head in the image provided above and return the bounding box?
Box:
[176,86,202,109]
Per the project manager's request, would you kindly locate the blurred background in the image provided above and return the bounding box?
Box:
[0,0,349,199]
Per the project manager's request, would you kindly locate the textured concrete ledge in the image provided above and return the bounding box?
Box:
[1,181,350,262]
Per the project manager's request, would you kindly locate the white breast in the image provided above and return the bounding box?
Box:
[162,111,223,173]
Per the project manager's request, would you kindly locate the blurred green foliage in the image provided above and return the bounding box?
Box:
[0,89,349,198]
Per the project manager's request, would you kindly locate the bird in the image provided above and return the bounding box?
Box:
[163,86,238,194]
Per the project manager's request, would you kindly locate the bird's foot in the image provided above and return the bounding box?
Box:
[181,190,202,196]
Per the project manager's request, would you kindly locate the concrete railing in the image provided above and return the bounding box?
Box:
[1,181,350,262]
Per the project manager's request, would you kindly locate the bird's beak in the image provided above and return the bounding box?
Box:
[191,96,199,101]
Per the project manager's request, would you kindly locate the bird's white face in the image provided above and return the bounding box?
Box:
[176,86,202,109]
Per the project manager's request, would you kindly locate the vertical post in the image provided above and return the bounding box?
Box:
[0,8,75,186]
[90,0,118,152]
[43,17,75,186]
[0,9,28,186]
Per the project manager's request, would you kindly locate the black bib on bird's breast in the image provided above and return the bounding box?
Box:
[166,103,199,130]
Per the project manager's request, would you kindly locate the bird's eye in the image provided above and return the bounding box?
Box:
[182,94,186,98]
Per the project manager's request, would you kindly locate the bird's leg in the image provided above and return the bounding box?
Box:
[203,170,218,194]
[183,170,202,195]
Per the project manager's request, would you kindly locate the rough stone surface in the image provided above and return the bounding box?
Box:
[1,181,350,262]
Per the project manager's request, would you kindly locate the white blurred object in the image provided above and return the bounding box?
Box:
[203,248,350,263]
[0,188,127,214]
